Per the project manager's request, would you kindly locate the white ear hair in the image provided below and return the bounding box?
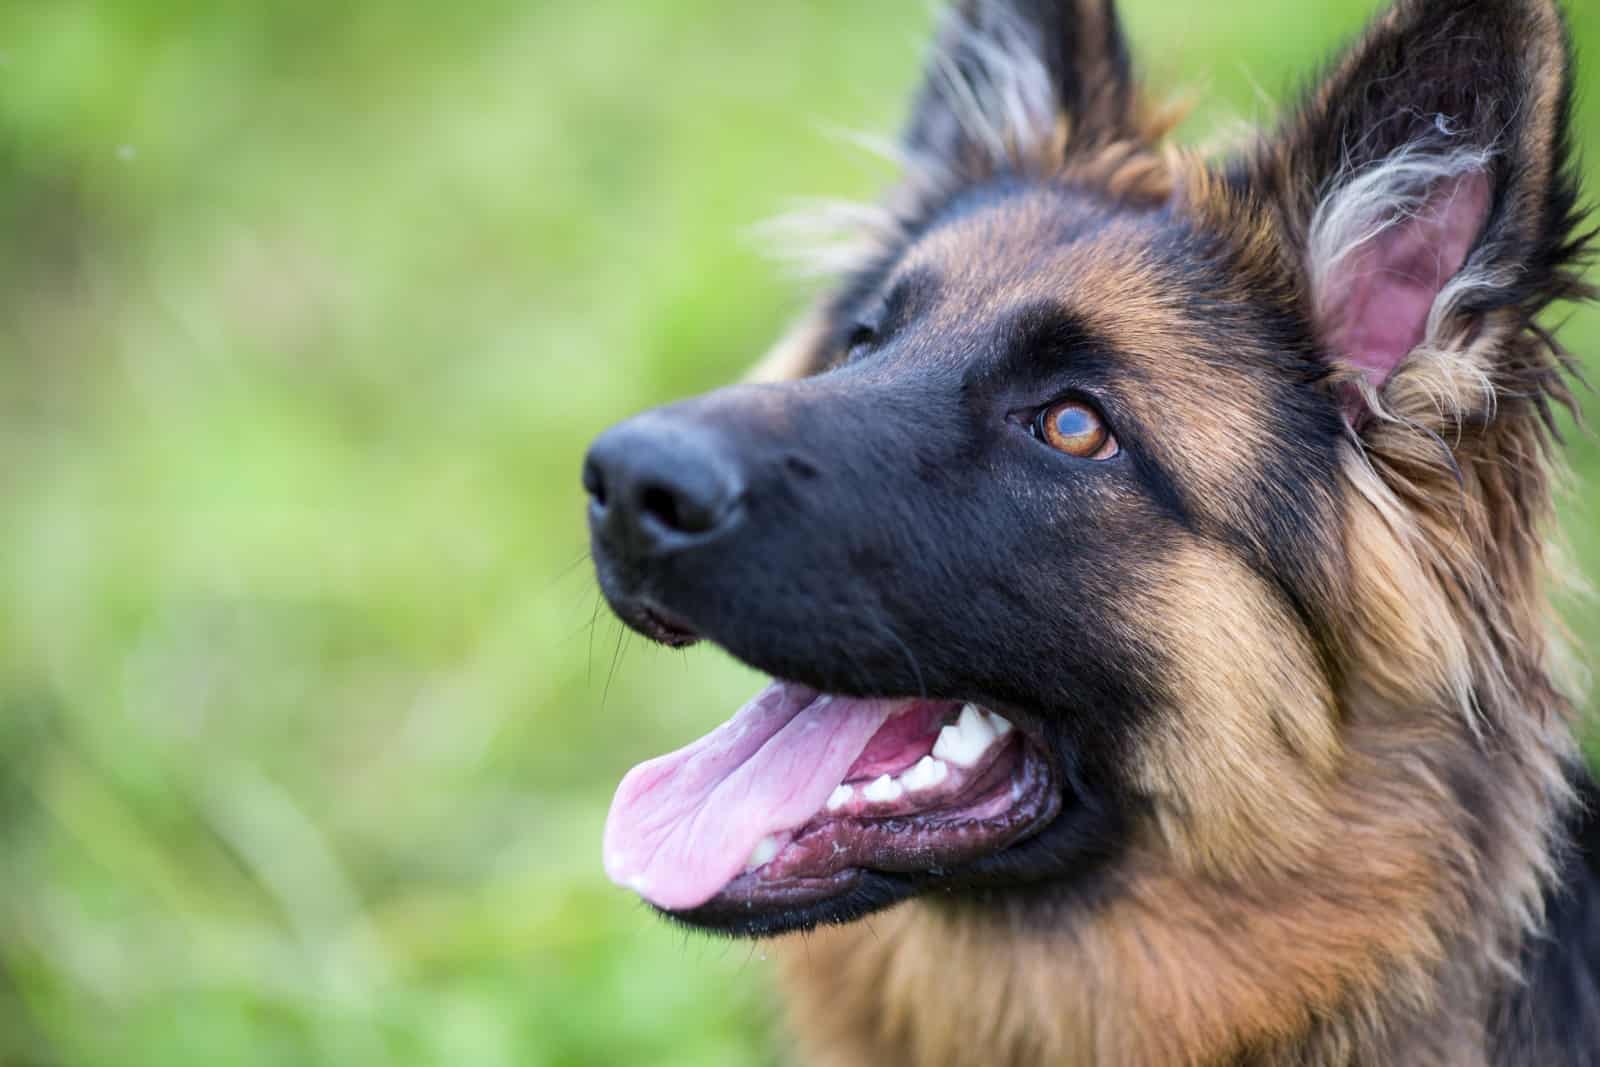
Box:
[1312,141,1484,308]
[1305,138,1496,390]
[1308,141,1494,330]
[928,1,1059,167]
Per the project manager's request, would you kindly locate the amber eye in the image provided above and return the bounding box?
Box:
[1037,400,1117,460]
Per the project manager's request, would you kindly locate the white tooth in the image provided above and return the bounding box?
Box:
[899,757,931,792]
[934,705,998,768]
[746,835,781,870]
[826,784,854,811]
[959,703,996,744]
[862,773,904,804]
[984,710,1014,737]
[901,755,949,792]
[932,724,971,766]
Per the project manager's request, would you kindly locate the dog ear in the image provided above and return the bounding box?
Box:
[902,0,1143,180]
[1247,0,1589,423]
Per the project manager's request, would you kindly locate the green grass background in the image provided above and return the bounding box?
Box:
[0,3,1596,1065]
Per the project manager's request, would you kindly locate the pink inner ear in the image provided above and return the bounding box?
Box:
[1322,171,1492,390]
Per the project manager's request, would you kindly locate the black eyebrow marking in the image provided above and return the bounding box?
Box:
[1004,300,1104,363]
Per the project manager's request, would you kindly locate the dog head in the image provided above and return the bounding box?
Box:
[586,0,1588,937]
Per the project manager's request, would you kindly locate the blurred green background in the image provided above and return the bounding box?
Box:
[0,2,1595,1065]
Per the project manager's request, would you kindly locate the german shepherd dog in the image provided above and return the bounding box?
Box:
[583,1,1598,1062]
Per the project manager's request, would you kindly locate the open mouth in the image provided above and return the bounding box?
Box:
[603,680,1062,930]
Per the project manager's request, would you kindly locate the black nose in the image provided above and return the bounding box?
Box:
[583,412,745,556]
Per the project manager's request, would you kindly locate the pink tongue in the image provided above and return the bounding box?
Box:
[603,680,904,911]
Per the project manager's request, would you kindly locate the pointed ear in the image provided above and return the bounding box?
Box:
[902,0,1145,180]
[1249,0,1588,417]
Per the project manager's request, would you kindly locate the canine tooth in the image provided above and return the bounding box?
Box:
[901,755,949,792]
[934,705,998,767]
[958,703,996,742]
[826,784,854,811]
[746,835,781,870]
[863,774,904,804]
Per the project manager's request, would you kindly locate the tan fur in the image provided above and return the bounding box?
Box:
[753,1,1590,1063]
[768,148,1582,1064]
[1123,543,1340,875]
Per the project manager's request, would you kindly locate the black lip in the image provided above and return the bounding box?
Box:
[660,781,1120,938]
[635,603,699,647]
[593,572,703,648]
[659,870,916,937]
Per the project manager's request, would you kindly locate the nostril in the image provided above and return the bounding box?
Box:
[638,480,726,535]
[638,483,687,532]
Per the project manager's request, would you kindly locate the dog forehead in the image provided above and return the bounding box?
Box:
[898,185,1144,318]
[886,182,1303,526]
[893,185,1263,392]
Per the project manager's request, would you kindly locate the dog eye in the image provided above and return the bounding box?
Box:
[1037,400,1118,460]
[845,322,878,358]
